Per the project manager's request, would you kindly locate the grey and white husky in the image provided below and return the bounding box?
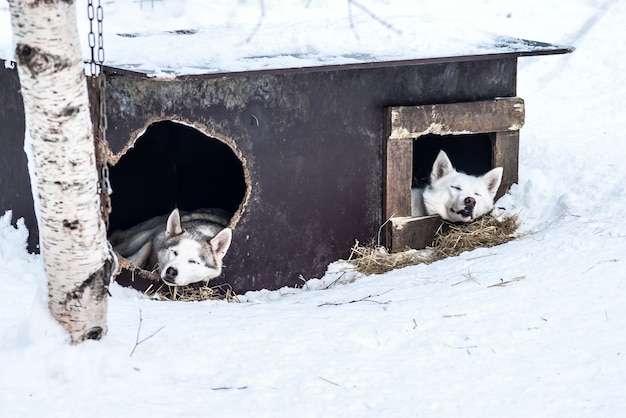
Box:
[110,208,233,286]
[412,150,503,223]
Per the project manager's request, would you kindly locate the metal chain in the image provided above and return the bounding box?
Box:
[87,0,97,76]
[88,0,117,279]
[88,0,111,196]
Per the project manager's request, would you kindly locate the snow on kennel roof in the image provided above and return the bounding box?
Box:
[0,4,571,78]
[96,16,572,78]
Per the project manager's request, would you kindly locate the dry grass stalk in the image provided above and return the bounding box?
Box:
[348,214,519,275]
[487,275,526,288]
[145,282,240,303]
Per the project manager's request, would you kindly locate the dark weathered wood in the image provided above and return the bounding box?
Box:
[491,130,520,199]
[384,136,413,247]
[388,97,525,140]
[384,138,413,220]
[388,215,443,252]
[0,61,38,251]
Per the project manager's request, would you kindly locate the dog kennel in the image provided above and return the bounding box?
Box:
[0,31,572,292]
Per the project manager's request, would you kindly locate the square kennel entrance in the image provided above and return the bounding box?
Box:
[384,98,524,251]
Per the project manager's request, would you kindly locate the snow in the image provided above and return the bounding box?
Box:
[1,0,626,416]
[0,0,570,76]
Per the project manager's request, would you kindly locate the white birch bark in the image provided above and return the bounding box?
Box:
[8,0,110,343]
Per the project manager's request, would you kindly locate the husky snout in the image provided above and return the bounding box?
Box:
[454,196,476,219]
[164,266,178,284]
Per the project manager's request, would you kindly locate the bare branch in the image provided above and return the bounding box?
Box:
[318,376,342,387]
[129,309,165,358]
[210,386,249,391]
[318,289,393,306]
[322,271,348,290]
[347,0,402,39]
[245,0,266,43]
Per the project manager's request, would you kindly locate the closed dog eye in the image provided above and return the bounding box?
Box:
[188,259,199,264]
[451,185,462,191]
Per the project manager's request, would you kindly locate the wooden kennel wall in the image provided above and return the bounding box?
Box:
[0,38,572,293]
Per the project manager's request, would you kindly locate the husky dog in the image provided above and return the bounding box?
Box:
[110,208,233,286]
[412,150,503,223]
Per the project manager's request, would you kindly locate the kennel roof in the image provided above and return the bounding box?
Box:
[0,13,572,78]
[101,18,572,78]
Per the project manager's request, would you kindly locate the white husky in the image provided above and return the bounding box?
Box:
[412,150,503,222]
[110,208,232,286]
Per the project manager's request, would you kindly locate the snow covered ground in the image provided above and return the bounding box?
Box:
[1,0,626,416]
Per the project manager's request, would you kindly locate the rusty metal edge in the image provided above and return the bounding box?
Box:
[103,46,574,80]
[1,44,573,81]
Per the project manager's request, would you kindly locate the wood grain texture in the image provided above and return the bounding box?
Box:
[388,98,524,140]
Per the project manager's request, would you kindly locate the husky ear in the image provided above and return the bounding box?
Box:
[165,208,184,239]
[482,167,503,198]
[210,228,232,260]
[431,150,454,182]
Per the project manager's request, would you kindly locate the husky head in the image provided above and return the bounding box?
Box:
[157,209,232,286]
[423,150,503,223]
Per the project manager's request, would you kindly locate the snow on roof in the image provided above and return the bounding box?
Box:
[96,17,571,78]
[0,2,571,78]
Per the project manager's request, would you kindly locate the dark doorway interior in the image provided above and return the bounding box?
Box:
[108,120,247,232]
[412,133,493,187]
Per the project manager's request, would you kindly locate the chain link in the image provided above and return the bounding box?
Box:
[98,71,112,196]
[88,0,116,279]
[88,0,111,196]
[87,0,97,76]
[96,2,105,65]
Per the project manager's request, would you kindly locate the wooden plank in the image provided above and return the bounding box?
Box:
[387,215,444,252]
[388,97,524,140]
[388,215,444,252]
[491,130,520,199]
[384,137,413,220]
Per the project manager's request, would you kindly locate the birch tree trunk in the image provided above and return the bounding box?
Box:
[8,0,111,343]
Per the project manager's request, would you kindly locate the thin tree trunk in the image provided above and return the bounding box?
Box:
[8,0,110,343]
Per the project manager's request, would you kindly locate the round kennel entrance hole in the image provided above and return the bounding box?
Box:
[107,120,249,233]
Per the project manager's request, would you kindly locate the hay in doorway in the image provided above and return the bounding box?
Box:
[429,214,519,262]
[348,214,519,275]
[347,241,431,276]
[146,281,240,302]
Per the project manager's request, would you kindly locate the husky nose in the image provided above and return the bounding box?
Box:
[165,267,178,281]
[464,197,476,211]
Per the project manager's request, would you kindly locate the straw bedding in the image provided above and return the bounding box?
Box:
[145,281,240,302]
[348,215,519,275]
